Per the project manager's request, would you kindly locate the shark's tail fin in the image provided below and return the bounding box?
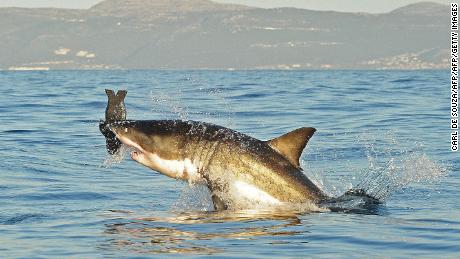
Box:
[342,188,380,201]
[320,188,381,214]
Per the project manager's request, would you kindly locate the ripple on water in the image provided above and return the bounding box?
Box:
[12,192,110,201]
[1,214,48,225]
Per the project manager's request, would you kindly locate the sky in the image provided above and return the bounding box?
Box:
[0,0,451,13]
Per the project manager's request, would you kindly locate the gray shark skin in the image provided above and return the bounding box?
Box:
[100,119,334,210]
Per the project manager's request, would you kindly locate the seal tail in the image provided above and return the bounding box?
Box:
[100,89,127,155]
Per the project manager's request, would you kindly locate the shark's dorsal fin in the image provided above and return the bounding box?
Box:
[266,127,316,168]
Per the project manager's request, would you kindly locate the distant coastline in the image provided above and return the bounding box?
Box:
[0,0,448,70]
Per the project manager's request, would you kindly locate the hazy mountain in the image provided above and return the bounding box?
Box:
[0,0,449,70]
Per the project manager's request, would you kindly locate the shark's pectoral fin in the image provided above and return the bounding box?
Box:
[211,194,228,211]
[266,127,316,168]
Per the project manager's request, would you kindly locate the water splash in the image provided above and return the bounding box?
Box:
[150,92,190,121]
[149,75,236,127]
[354,131,448,201]
[356,153,448,201]
[305,130,448,206]
[102,144,132,167]
[171,184,214,212]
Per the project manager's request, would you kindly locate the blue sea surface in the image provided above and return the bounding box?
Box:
[0,70,458,258]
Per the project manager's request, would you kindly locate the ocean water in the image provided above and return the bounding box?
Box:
[0,70,458,258]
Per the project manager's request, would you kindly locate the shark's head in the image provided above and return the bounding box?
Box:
[109,120,154,154]
[105,120,194,180]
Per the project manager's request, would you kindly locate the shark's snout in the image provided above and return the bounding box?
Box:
[107,124,126,136]
[106,121,138,139]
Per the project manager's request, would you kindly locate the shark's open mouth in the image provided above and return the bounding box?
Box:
[109,128,148,163]
[124,142,145,163]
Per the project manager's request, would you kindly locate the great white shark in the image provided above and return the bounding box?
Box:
[100,90,379,211]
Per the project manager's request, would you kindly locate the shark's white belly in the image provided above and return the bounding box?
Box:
[231,180,281,207]
[149,155,202,182]
[153,154,282,207]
